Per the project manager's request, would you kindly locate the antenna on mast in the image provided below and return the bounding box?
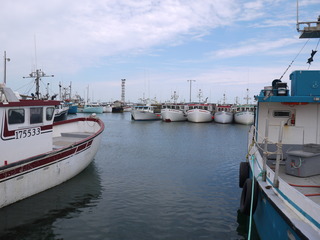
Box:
[296,0,299,32]
[34,34,38,70]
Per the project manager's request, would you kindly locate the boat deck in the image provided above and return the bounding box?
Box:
[267,159,320,205]
[52,132,93,150]
[258,143,320,205]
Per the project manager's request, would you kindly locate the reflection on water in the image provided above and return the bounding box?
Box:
[0,112,257,239]
[0,163,102,240]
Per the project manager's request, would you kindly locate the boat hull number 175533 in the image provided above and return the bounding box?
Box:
[15,127,41,139]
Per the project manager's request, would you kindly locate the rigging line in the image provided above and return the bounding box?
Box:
[307,38,320,70]
[316,38,320,50]
[22,81,36,96]
[14,79,34,91]
[280,39,309,80]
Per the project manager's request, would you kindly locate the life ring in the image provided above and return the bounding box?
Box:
[240,178,259,216]
[239,162,249,188]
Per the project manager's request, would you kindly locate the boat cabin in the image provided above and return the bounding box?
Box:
[187,104,213,112]
[162,104,186,111]
[0,85,60,164]
[255,71,320,175]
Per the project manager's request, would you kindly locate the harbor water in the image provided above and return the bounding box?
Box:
[0,112,258,240]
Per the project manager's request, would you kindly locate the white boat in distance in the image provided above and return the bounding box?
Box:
[83,103,104,114]
[161,104,187,122]
[54,101,69,121]
[131,105,161,121]
[0,83,104,208]
[233,89,255,125]
[233,105,255,125]
[214,104,233,124]
[101,103,112,113]
[238,17,320,239]
[187,104,213,123]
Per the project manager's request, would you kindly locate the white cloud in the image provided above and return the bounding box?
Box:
[1,0,320,102]
[209,37,300,59]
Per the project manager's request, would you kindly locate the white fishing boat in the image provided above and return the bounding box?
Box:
[161,104,187,122]
[214,94,234,124]
[234,109,254,125]
[186,89,213,123]
[233,89,255,125]
[101,103,112,113]
[234,106,255,125]
[123,105,132,112]
[161,91,187,122]
[131,105,161,121]
[238,16,320,240]
[214,105,233,124]
[187,104,213,123]
[54,101,69,121]
[0,83,104,209]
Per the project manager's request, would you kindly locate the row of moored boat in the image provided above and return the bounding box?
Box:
[130,103,255,124]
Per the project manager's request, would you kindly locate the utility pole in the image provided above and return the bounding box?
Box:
[187,80,196,102]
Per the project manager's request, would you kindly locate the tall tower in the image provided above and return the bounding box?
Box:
[121,79,126,102]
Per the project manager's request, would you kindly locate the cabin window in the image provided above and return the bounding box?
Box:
[273,110,291,118]
[8,109,25,124]
[30,107,43,124]
[46,107,55,121]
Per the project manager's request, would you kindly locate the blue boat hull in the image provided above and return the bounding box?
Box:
[68,105,78,114]
[252,182,303,240]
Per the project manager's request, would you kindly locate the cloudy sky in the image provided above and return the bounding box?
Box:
[1,0,320,103]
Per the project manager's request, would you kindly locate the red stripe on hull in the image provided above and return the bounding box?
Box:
[0,140,93,181]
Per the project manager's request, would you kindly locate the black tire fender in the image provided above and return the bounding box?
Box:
[239,162,249,188]
[240,178,259,216]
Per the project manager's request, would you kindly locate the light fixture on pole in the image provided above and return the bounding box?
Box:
[187,80,196,102]
[3,51,10,84]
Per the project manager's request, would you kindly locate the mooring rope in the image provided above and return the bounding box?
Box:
[247,155,256,240]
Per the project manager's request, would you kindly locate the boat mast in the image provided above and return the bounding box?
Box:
[197,89,203,103]
[171,91,179,104]
[244,88,251,105]
[23,69,54,100]
[69,81,72,100]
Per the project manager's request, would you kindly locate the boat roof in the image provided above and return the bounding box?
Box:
[256,70,320,103]
[256,94,320,103]
[0,84,60,107]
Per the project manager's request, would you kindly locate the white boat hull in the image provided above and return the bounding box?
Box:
[0,118,104,208]
[214,111,233,124]
[187,109,212,123]
[161,109,186,122]
[123,106,132,112]
[103,106,112,113]
[131,110,161,121]
[234,111,254,125]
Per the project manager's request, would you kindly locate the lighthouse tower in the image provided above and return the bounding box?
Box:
[121,79,126,103]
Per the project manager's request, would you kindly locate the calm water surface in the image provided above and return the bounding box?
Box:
[0,112,257,240]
